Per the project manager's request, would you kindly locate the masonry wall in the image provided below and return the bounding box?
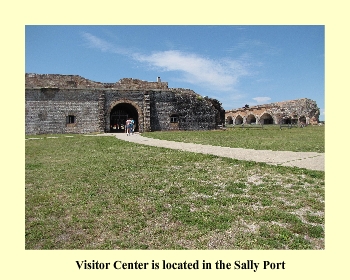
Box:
[149,92,217,131]
[173,94,217,130]
[149,91,177,131]
[25,88,102,135]
[25,88,220,134]
[25,74,223,135]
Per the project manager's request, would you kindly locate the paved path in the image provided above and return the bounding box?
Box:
[109,133,324,171]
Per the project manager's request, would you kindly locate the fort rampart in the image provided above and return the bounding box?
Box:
[25,74,223,135]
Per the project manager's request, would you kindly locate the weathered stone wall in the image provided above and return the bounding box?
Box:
[26,73,104,89]
[25,74,223,135]
[25,74,169,89]
[225,98,320,125]
[25,88,102,134]
[116,78,168,90]
[149,91,177,131]
[148,92,218,131]
[172,94,217,131]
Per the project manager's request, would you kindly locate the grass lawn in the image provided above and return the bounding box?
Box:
[25,132,324,250]
[142,125,325,153]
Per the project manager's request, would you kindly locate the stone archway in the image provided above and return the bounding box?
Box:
[107,100,143,133]
[235,115,243,125]
[260,112,274,124]
[246,114,257,124]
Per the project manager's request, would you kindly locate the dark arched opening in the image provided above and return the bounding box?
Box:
[246,114,257,124]
[260,113,274,124]
[235,115,243,125]
[282,117,292,124]
[110,103,139,133]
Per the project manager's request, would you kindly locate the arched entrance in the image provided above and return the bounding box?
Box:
[235,115,243,125]
[260,112,274,124]
[110,103,139,133]
[246,114,257,124]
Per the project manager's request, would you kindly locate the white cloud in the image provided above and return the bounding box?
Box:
[133,50,249,91]
[81,32,129,55]
[252,97,271,104]
[81,33,251,92]
[82,32,113,52]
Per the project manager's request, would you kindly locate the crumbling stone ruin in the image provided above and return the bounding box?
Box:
[25,74,225,135]
[225,98,320,126]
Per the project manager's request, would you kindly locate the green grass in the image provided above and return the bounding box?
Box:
[142,125,325,153]
[25,134,324,249]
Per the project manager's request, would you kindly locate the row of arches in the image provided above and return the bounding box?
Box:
[226,112,274,125]
[226,113,307,125]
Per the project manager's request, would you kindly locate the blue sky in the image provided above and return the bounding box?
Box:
[25,25,325,120]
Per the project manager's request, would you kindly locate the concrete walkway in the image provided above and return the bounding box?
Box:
[110,133,324,171]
